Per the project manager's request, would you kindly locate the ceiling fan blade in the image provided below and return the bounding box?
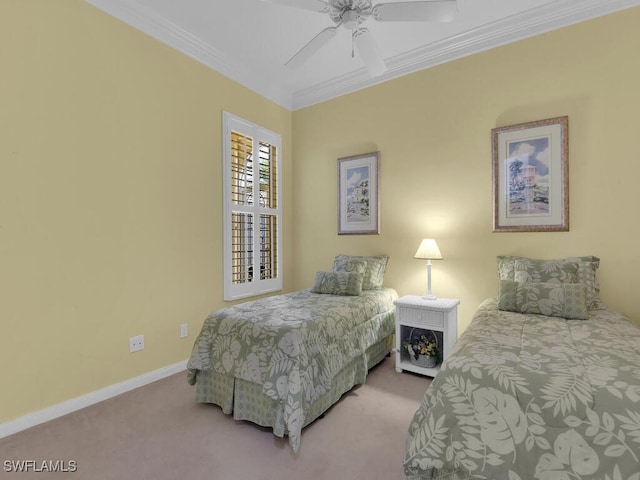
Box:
[285,27,338,69]
[352,28,387,77]
[372,1,458,22]
[260,0,330,13]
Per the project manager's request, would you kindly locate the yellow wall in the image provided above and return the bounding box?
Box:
[0,0,292,423]
[2,0,639,427]
[292,7,640,333]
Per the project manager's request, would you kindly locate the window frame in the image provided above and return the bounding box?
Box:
[222,111,282,301]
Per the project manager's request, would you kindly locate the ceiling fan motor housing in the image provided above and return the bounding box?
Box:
[329,0,373,26]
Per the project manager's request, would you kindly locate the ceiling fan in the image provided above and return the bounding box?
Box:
[261,0,459,77]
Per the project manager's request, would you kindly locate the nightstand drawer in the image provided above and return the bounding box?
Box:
[398,307,444,328]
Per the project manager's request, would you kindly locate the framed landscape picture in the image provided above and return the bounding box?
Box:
[491,117,569,232]
[338,151,380,235]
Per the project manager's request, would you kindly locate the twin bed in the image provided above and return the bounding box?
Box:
[404,256,640,480]
[187,252,640,479]
[187,254,396,453]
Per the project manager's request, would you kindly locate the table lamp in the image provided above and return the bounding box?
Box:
[414,239,442,300]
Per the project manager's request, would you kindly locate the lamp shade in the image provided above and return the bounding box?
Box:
[414,239,442,260]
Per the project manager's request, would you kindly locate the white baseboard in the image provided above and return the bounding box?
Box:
[0,360,188,439]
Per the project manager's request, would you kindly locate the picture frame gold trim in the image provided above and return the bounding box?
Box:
[337,151,380,235]
[492,117,569,232]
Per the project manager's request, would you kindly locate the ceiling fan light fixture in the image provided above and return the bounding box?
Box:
[353,27,387,77]
[341,9,360,29]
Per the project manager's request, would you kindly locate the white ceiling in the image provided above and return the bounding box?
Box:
[85,0,640,110]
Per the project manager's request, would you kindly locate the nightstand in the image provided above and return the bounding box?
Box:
[394,295,459,377]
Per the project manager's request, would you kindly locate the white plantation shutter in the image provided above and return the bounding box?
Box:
[223,112,282,300]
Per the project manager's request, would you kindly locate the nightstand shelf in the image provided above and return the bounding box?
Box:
[394,296,459,377]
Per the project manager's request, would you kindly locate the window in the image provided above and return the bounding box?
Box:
[223,112,282,301]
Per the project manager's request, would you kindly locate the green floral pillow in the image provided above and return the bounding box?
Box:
[513,258,578,284]
[332,259,367,275]
[497,255,519,281]
[333,254,389,290]
[310,271,364,296]
[497,255,602,309]
[565,256,603,310]
[497,280,588,320]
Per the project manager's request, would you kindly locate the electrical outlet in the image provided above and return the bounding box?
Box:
[129,335,144,353]
[180,323,188,338]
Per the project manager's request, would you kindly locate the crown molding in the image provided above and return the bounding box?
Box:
[86,0,640,112]
[85,0,295,110]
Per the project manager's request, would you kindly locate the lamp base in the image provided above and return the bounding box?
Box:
[422,261,438,301]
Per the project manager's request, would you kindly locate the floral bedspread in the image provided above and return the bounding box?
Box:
[404,298,640,480]
[187,288,397,453]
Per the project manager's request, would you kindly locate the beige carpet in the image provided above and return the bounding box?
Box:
[0,356,430,480]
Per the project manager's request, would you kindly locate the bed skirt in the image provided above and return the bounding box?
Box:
[192,335,393,438]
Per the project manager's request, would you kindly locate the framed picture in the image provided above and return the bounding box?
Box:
[338,151,380,235]
[491,116,569,232]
